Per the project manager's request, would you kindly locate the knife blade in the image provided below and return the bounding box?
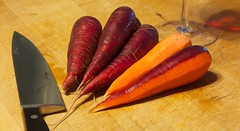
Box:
[12,31,66,131]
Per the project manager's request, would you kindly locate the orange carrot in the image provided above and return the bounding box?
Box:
[105,33,192,96]
[90,45,212,112]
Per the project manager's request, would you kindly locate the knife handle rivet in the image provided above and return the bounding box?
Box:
[30,114,39,119]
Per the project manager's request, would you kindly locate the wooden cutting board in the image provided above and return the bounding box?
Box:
[1,0,240,130]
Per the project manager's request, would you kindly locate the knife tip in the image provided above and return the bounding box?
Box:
[13,31,20,37]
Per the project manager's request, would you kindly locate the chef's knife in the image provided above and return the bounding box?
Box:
[12,31,66,131]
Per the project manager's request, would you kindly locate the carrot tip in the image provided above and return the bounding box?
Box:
[89,103,105,113]
[89,106,101,113]
[103,93,109,97]
[89,108,97,113]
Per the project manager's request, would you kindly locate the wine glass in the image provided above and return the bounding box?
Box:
[156,0,218,46]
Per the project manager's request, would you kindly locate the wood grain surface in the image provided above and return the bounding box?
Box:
[1,0,240,130]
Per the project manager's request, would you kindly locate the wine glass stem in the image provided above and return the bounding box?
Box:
[177,0,192,34]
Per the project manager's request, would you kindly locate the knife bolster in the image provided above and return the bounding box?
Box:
[22,107,49,131]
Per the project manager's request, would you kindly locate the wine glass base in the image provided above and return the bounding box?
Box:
[156,21,218,46]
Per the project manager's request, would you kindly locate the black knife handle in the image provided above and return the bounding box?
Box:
[22,107,49,131]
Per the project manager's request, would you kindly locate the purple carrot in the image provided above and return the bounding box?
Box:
[62,16,102,92]
[79,6,141,87]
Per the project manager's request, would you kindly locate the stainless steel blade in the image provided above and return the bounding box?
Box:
[12,31,65,114]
